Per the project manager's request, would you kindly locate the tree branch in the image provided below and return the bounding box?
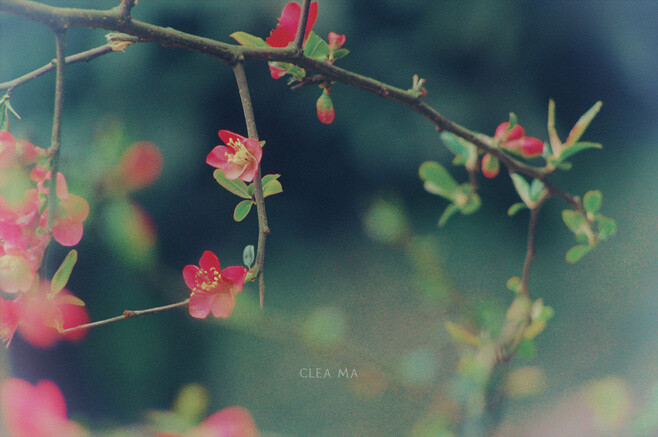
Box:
[232,62,270,309]
[520,201,545,296]
[0,35,141,91]
[292,0,311,50]
[60,299,190,334]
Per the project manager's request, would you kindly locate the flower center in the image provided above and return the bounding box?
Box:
[225,138,253,167]
[194,266,221,293]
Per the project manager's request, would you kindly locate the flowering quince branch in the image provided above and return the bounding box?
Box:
[231,62,270,308]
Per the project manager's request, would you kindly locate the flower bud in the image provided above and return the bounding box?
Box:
[494,122,525,142]
[521,137,544,157]
[481,153,499,178]
[328,32,346,50]
[316,90,335,125]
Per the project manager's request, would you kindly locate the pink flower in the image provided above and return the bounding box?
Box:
[0,130,17,168]
[206,131,262,183]
[519,137,545,157]
[0,254,35,293]
[154,406,258,437]
[494,122,545,158]
[265,1,319,79]
[15,280,89,348]
[494,122,525,142]
[316,90,335,125]
[38,173,90,247]
[0,378,87,437]
[183,251,247,319]
[481,153,499,179]
[116,141,163,190]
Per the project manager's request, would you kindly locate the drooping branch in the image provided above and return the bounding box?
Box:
[232,62,270,309]
[60,299,190,334]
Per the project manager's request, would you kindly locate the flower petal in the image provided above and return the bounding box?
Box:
[218,130,248,147]
[223,162,249,181]
[188,293,214,319]
[199,250,220,271]
[53,217,84,247]
[210,292,235,318]
[206,146,230,168]
[183,265,199,291]
[222,266,248,293]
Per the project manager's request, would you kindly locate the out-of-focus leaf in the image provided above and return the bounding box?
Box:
[529,179,546,203]
[564,101,602,147]
[566,244,593,263]
[507,276,522,293]
[508,202,527,216]
[445,321,481,348]
[562,210,588,235]
[438,204,458,227]
[584,190,603,215]
[510,173,532,206]
[598,216,618,241]
[50,249,77,297]
[419,161,458,199]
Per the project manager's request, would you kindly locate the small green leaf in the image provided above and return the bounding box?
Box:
[242,245,255,268]
[455,185,480,215]
[233,200,254,222]
[597,216,618,241]
[303,32,330,60]
[0,94,20,131]
[508,112,518,130]
[547,99,563,156]
[516,338,537,360]
[566,244,593,263]
[213,170,251,199]
[260,174,280,187]
[440,132,476,165]
[230,31,269,48]
[508,202,527,217]
[262,179,283,198]
[583,190,602,215]
[510,173,532,206]
[438,204,458,227]
[445,321,481,348]
[557,141,602,163]
[57,294,86,306]
[555,161,573,171]
[51,250,78,297]
[538,305,555,322]
[562,210,588,235]
[529,179,546,203]
[331,48,349,61]
[564,101,602,147]
[419,161,458,200]
[507,276,522,293]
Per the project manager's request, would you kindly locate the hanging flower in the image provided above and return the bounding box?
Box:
[316,89,335,125]
[183,250,247,319]
[206,130,262,183]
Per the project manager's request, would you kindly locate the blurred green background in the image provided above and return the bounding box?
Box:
[1,0,657,435]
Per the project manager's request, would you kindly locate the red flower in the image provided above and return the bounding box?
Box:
[265,1,319,79]
[316,90,335,125]
[328,32,346,50]
[116,141,163,190]
[519,137,545,157]
[38,173,90,247]
[494,122,545,158]
[0,378,87,437]
[206,130,262,183]
[15,279,89,348]
[183,251,247,319]
[481,153,499,179]
[494,122,525,142]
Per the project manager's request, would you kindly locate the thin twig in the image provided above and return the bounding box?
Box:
[520,200,545,296]
[232,62,270,309]
[60,299,190,333]
[38,29,66,278]
[292,0,311,50]
[0,35,141,91]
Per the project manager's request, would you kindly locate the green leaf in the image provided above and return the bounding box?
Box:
[260,174,280,187]
[56,294,86,306]
[230,31,269,48]
[583,190,602,214]
[419,161,458,200]
[508,112,518,130]
[529,179,546,203]
[438,204,458,227]
[242,245,255,267]
[213,170,251,199]
[564,101,602,147]
[566,244,593,263]
[562,210,588,235]
[557,141,602,163]
[440,132,476,165]
[262,179,283,198]
[455,184,481,215]
[0,94,20,131]
[508,202,527,217]
[50,250,78,297]
[516,338,537,360]
[547,99,562,156]
[555,161,572,171]
[303,32,330,60]
[507,276,522,293]
[233,200,254,222]
[331,48,350,61]
[597,216,618,241]
[510,173,532,206]
[538,305,555,322]
[445,321,481,348]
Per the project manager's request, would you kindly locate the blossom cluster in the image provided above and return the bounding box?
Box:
[481,122,545,178]
[0,130,89,347]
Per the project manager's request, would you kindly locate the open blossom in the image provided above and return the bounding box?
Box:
[265,1,318,79]
[0,378,87,437]
[206,130,262,183]
[115,141,163,190]
[183,251,247,319]
[38,172,90,247]
[494,122,545,158]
